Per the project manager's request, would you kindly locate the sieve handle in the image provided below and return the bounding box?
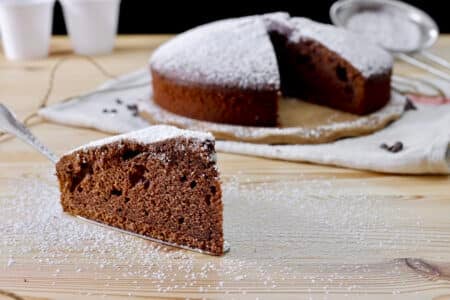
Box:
[396,53,450,82]
[420,50,450,70]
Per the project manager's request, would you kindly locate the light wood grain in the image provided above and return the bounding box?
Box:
[1,35,450,300]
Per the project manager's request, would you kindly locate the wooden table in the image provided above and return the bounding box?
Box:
[0,36,449,300]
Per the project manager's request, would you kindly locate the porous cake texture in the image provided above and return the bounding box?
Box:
[56,125,224,255]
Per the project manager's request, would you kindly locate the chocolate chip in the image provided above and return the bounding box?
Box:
[102,108,108,113]
[405,98,417,111]
[115,98,123,105]
[391,142,404,153]
[111,109,117,113]
[127,104,138,111]
[380,141,403,153]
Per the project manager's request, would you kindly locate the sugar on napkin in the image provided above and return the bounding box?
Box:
[38,69,450,175]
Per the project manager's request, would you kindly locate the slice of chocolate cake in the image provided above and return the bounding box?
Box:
[56,125,224,255]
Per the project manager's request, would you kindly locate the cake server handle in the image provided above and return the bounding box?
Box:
[0,103,59,164]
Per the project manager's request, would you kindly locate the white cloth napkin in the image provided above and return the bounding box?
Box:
[39,69,450,174]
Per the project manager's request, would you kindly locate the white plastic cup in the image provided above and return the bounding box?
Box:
[60,0,121,55]
[0,0,55,60]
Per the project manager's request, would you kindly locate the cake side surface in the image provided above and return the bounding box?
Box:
[56,129,223,255]
[151,69,279,127]
[149,15,281,127]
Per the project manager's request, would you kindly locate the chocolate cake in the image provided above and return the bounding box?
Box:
[56,125,224,255]
[266,16,392,115]
[150,12,393,127]
[150,15,280,127]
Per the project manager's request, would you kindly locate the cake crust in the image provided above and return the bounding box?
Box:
[152,69,279,126]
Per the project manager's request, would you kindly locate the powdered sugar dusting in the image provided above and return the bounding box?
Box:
[150,15,280,90]
[288,17,393,78]
[263,11,292,35]
[0,172,440,296]
[150,12,392,91]
[68,125,213,154]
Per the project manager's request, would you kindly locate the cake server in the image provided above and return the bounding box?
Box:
[330,0,450,81]
[0,103,229,256]
[0,103,59,163]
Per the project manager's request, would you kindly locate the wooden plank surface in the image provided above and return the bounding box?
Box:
[0,35,450,300]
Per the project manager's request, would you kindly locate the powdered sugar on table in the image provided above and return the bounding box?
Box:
[0,172,436,295]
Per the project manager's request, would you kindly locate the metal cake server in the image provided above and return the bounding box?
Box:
[0,103,59,163]
[330,0,450,81]
[0,103,229,256]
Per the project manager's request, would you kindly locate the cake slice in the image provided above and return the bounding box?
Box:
[56,125,224,255]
